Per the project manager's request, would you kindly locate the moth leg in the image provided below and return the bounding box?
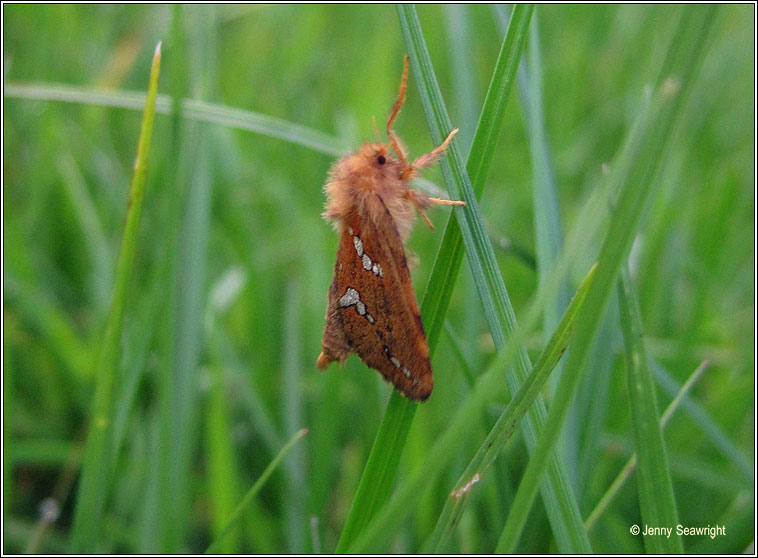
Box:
[405,189,466,231]
[428,197,466,207]
[404,189,435,230]
[398,127,460,181]
[410,128,459,171]
[405,247,421,271]
[417,208,435,230]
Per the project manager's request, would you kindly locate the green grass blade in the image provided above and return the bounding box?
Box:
[334,6,532,553]
[205,361,242,553]
[136,411,161,552]
[509,8,575,446]
[443,4,479,153]
[402,5,591,552]
[585,360,710,531]
[111,288,163,463]
[617,267,683,553]
[333,392,417,553]
[507,6,569,339]
[522,4,590,520]
[3,84,348,157]
[442,321,475,388]
[426,264,597,552]
[4,83,453,211]
[152,7,190,550]
[282,278,306,553]
[651,361,754,483]
[506,1,583,517]
[68,42,162,553]
[3,276,93,386]
[160,10,217,549]
[420,3,534,353]
[56,151,114,314]
[204,270,250,554]
[204,428,309,555]
[496,7,717,552]
[3,333,14,520]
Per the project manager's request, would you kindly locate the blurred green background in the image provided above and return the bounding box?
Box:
[3,4,754,554]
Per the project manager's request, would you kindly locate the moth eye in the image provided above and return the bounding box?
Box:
[377,155,386,165]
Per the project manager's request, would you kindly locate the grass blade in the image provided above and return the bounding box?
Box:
[204,428,309,554]
[496,7,717,552]
[419,3,534,353]
[426,265,597,552]
[617,267,683,553]
[68,42,162,552]
[506,2,585,528]
[282,278,306,553]
[402,5,592,553]
[205,360,242,553]
[651,361,754,484]
[585,360,710,531]
[158,8,219,550]
[204,270,250,554]
[443,4,479,153]
[333,392,417,553]
[2,84,348,157]
[505,5,570,339]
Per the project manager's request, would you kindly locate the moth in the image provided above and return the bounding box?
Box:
[316,55,465,401]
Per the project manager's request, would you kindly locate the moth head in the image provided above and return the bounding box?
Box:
[355,142,404,180]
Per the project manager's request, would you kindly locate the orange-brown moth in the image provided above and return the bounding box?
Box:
[316,55,465,401]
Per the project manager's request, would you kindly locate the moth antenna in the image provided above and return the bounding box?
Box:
[386,54,409,140]
[372,116,381,143]
[404,189,436,230]
[388,130,408,166]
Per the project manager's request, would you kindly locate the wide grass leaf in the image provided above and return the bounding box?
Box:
[618,268,683,553]
[69,42,162,553]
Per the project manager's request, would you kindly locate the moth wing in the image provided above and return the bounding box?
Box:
[320,201,433,401]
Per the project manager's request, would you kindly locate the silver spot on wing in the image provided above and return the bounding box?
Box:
[339,287,375,324]
[353,236,364,257]
[339,287,360,308]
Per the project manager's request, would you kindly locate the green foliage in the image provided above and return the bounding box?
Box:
[3,4,754,554]
[69,41,162,553]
